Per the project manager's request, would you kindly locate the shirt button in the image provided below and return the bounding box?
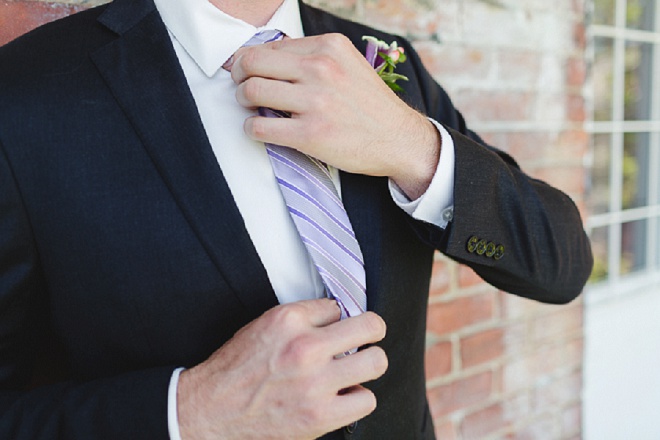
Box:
[345,421,358,434]
[442,207,454,222]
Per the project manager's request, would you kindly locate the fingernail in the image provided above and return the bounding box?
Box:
[222,55,234,72]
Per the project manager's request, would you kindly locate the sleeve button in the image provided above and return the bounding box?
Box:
[494,244,505,260]
[476,239,487,255]
[485,242,496,257]
[467,236,479,253]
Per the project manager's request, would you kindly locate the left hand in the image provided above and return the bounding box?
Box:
[227,33,441,199]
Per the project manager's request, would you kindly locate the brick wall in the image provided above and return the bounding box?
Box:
[1,0,589,438]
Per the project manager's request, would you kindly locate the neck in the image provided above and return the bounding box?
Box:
[209,0,286,27]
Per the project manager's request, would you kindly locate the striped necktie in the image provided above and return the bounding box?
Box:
[233,30,367,320]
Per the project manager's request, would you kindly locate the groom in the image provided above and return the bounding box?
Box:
[0,0,593,438]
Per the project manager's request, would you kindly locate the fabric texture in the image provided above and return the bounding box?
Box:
[0,0,593,438]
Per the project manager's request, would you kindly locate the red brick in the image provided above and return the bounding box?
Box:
[454,90,535,122]
[530,339,583,378]
[498,50,542,87]
[500,290,541,320]
[502,392,532,422]
[427,294,495,336]
[458,265,485,288]
[425,340,452,380]
[460,328,504,368]
[502,321,528,358]
[573,22,586,49]
[429,259,451,297]
[531,303,583,343]
[566,56,587,87]
[417,43,491,83]
[433,419,458,440]
[427,371,493,418]
[362,0,459,39]
[567,93,586,122]
[0,1,84,46]
[532,371,582,415]
[460,403,507,440]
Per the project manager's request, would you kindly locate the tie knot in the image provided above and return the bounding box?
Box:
[243,29,284,48]
[223,30,284,71]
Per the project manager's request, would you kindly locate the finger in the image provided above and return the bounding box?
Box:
[263,33,353,57]
[295,298,342,327]
[230,46,305,84]
[243,115,307,149]
[235,77,307,114]
[328,385,378,427]
[329,345,388,390]
[318,312,387,356]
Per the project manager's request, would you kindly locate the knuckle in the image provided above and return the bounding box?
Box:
[303,53,343,84]
[271,303,306,328]
[323,33,350,51]
[238,49,259,74]
[281,334,319,368]
[242,77,263,104]
[245,117,267,140]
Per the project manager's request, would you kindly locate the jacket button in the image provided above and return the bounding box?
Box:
[345,421,358,434]
[494,244,505,260]
[467,236,479,253]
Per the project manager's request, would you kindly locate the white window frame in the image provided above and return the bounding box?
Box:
[585,0,660,304]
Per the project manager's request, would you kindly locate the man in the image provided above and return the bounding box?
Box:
[0,0,593,438]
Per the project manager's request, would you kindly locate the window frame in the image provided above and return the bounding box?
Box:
[585,0,660,302]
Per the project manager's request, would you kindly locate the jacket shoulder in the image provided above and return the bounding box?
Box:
[0,5,111,81]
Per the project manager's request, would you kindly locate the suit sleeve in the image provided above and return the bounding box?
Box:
[399,39,593,304]
[0,141,173,440]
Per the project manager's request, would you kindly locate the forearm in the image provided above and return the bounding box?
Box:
[413,128,593,302]
[0,367,174,440]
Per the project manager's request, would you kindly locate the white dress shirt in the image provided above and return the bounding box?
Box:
[151,0,455,437]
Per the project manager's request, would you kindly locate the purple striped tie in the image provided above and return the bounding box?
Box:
[235,30,367,320]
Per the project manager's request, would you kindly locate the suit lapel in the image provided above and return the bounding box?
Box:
[91,0,278,318]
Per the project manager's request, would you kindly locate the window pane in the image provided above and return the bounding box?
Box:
[594,0,616,26]
[622,132,650,210]
[627,0,656,31]
[590,226,610,283]
[594,37,615,121]
[624,42,654,121]
[621,219,648,275]
[589,134,612,215]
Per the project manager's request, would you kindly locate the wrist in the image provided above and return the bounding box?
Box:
[177,366,212,440]
[391,112,441,200]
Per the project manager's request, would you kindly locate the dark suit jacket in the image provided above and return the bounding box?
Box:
[0,0,593,438]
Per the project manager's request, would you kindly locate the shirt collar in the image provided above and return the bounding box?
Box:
[153,0,304,77]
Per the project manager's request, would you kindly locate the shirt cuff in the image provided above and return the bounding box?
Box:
[168,367,186,440]
[389,118,455,229]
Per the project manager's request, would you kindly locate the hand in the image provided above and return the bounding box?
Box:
[228,33,441,200]
[177,299,388,440]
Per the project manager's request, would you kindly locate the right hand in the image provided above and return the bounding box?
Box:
[177,298,388,440]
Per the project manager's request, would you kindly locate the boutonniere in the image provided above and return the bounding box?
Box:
[362,35,409,92]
